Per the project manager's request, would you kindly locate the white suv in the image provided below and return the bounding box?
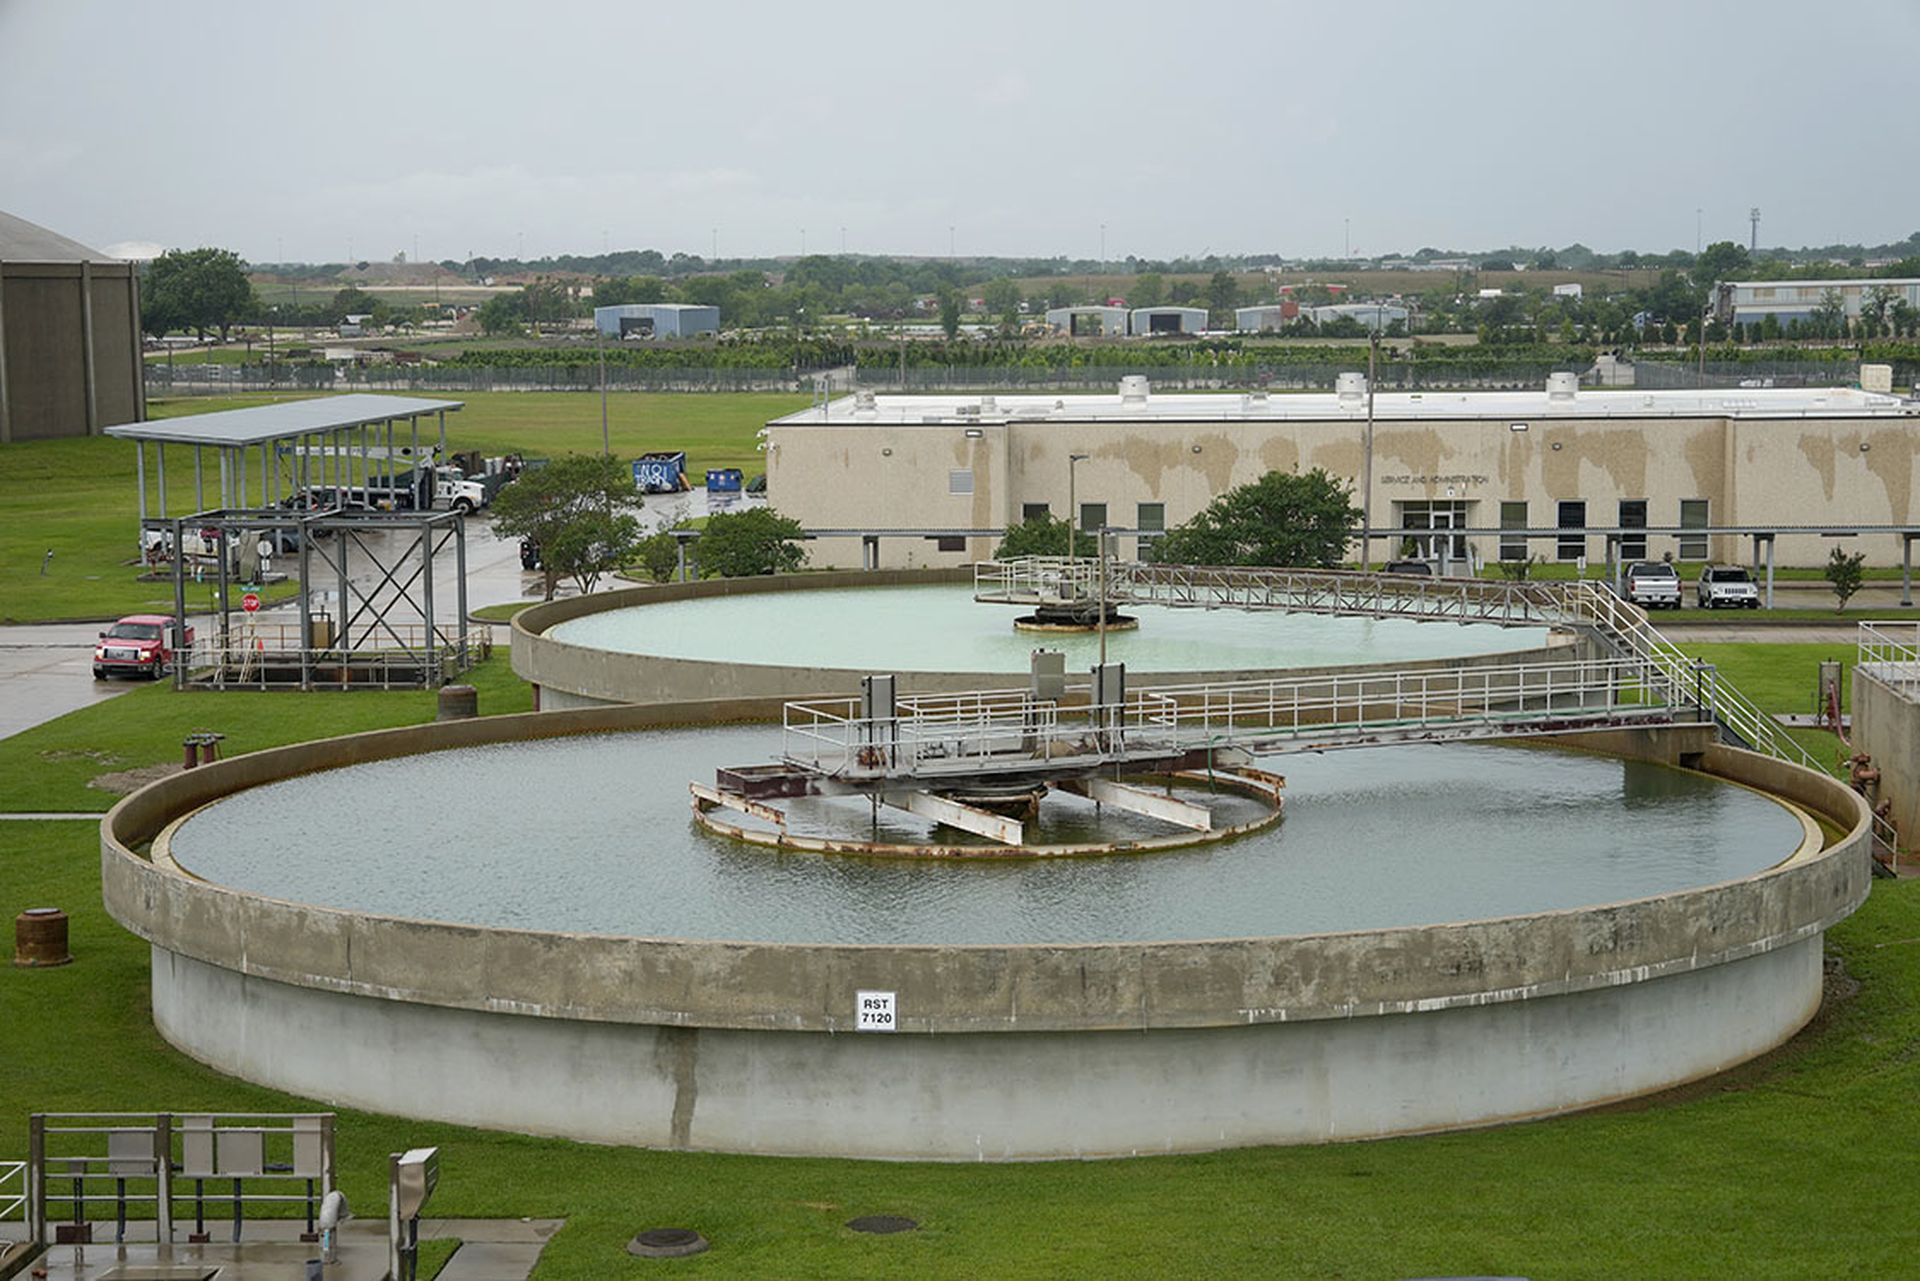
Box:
[1622,561,1682,609]
[1697,565,1760,609]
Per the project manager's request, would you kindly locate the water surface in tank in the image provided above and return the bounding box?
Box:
[168,729,1804,945]
[544,585,1554,673]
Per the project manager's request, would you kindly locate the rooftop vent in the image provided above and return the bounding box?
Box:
[1547,372,1578,402]
[1242,390,1270,412]
[1119,375,1151,407]
[1335,372,1368,408]
[980,394,998,414]
[853,389,877,419]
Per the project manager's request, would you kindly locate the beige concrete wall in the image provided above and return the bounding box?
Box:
[0,259,140,443]
[1851,669,1920,838]
[767,406,1920,569]
[511,568,1576,706]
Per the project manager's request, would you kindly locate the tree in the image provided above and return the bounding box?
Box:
[981,278,1022,330]
[698,507,806,577]
[994,512,1096,559]
[476,293,525,336]
[1153,469,1361,569]
[1204,270,1239,325]
[1694,240,1750,291]
[1825,546,1866,613]
[634,524,690,582]
[1131,272,1166,309]
[489,454,645,600]
[938,290,962,340]
[143,247,255,341]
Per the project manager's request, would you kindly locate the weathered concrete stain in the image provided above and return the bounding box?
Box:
[657,1024,699,1147]
[1796,433,1839,504]
[1861,428,1914,524]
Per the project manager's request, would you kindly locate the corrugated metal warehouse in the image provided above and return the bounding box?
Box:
[592,303,721,339]
[0,209,145,443]
[1129,306,1208,335]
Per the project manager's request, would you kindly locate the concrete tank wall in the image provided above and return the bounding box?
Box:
[511,568,1579,707]
[100,706,1872,1159]
[150,936,1823,1159]
[1851,668,1920,840]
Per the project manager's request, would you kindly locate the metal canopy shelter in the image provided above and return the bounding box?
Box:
[103,394,463,554]
[170,505,471,691]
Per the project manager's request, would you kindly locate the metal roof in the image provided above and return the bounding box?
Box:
[0,209,112,262]
[769,385,1917,427]
[103,394,463,447]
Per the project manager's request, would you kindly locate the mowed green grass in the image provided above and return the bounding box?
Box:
[2,638,1919,1274]
[0,392,795,622]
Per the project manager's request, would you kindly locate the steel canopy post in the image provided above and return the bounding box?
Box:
[455,516,469,671]
[135,440,148,555]
[1904,534,1914,608]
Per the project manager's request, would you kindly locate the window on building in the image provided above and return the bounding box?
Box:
[1619,499,1648,561]
[1679,499,1709,561]
[1499,501,1529,562]
[933,535,967,553]
[1080,503,1107,532]
[1021,502,1051,522]
[948,469,974,495]
[1754,287,1776,300]
[1136,502,1166,560]
[1557,500,1587,561]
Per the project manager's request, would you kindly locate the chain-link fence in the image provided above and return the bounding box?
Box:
[146,357,1895,398]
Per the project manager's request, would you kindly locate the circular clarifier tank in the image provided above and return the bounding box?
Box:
[106,704,1871,1160]
[544,584,1551,675]
[165,733,1804,945]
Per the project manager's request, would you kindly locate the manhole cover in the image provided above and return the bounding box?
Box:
[847,1214,919,1234]
[627,1227,709,1258]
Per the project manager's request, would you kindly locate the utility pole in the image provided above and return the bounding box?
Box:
[597,322,610,455]
[1362,333,1377,571]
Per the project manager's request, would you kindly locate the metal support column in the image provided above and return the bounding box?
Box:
[455,516,469,669]
[420,523,436,686]
[156,444,167,522]
[298,514,314,691]
[135,440,148,554]
[195,445,204,509]
[336,528,351,689]
[437,408,446,455]
[1905,534,1915,608]
[173,517,189,690]
[1764,534,1776,610]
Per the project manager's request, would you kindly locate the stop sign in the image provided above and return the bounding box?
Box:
[241,592,261,613]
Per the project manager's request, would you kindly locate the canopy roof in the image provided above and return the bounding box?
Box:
[103,394,463,447]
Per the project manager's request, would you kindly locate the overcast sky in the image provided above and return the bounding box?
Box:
[3,0,1917,265]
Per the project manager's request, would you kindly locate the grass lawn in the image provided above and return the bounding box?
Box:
[2,636,1918,1274]
[471,600,542,622]
[0,392,798,623]
[4,813,1917,1277]
[0,651,531,813]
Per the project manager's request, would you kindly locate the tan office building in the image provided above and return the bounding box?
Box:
[764,375,1920,570]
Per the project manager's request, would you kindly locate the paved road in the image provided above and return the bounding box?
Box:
[0,622,144,740]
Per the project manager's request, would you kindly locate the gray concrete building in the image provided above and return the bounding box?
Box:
[1129,306,1208,336]
[0,209,145,443]
[592,302,721,339]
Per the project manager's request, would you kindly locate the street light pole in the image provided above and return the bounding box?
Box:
[1068,452,1090,586]
[1363,333,1377,570]
[597,321,610,456]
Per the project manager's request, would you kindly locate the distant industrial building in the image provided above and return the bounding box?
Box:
[0,209,145,443]
[1235,303,1299,331]
[1553,282,1584,300]
[1043,305,1129,337]
[1714,277,1920,329]
[1306,302,1409,332]
[1130,306,1208,336]
[593,303,721,339]
[764,375,1920,570]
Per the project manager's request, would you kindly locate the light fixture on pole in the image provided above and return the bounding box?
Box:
[1068,452,1090,584]
[1362,333,1377,570]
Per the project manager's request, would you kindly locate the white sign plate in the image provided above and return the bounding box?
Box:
[856,989,897,1032]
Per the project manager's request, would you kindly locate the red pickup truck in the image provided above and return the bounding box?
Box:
[92,615,193,680]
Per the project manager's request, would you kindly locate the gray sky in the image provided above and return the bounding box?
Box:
[3,0,1917,264]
